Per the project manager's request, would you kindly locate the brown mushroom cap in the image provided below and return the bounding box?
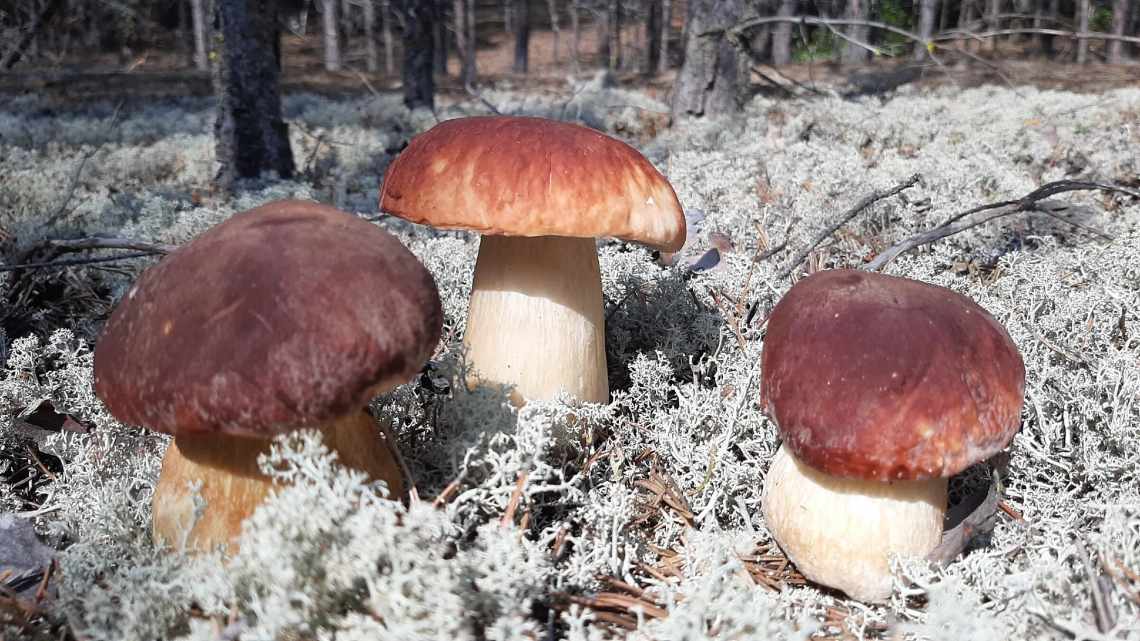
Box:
[93,200,442,438]
[760,269,1025,481]
[379,116,686,252]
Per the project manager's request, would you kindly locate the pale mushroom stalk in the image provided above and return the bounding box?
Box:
[464,235,607,404]
[761,444,947,603]
[153,411,403,552]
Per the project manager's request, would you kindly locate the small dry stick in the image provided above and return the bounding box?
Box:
[500,469,530,527]
[0,250,163,272]
[46,237,177,254]
[778,174,920,280]
[866,180,1137,271]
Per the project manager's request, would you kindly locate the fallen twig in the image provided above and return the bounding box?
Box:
[778,174,920,280]
[46,237,177,254]
[866,180,1136,271]
[0,250,164,272]
[44,100,125,228]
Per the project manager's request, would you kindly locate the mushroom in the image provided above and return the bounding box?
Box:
[379,116,685,405]
[93,200,442,553]
[759,269,1025,602]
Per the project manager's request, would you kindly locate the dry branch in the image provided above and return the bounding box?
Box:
[778,174,920,280]
[865,180,1138,271]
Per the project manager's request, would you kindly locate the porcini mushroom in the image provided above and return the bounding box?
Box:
[379,116,685,405]
[760,269,1025,602]
[93,200,442,553]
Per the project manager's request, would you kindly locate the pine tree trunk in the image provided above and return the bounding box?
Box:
[213,0,295,191]
[771,0,796,65]
[611,0,622,69]
[1107,0,1128,63]
[646,0,662,73]
[322,0,341,70]
[364,0,378,71]
[670,0,746,119]
[513,0,529,72]
[455,0,476,83]
[841,0,869,64]
[547,0,561,62]
[915,0,938,60]
[394,0,435,109]
[598,7,611,67]
[383,0,396,73]
[986,0,1000,51]
[1076,0,1089,63]
[659,0,672,72]
[570,0,581,72]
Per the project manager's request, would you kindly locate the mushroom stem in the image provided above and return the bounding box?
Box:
[152,410,403,553]
[761,444,947,603]
[463,234,608,405]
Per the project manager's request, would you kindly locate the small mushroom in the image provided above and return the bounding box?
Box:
[380,116,685,405]
[759,269,1025,603]
[93,200,442,553]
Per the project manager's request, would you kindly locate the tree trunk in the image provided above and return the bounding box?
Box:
[1107,0,1128,63]
[364,0,379,71]
[455,0,476,83]
[383,0,396,73]
[915,0,938,60]
[646,0,662,73]
[513,0,529,72]
[395,0,436,109]
[213,0,295,192]
[1076,0,1089,63]
[570,0,581,72]
[322,0,341,70]
[597,7,611,67]
[771,0,796,65]
[547,0,561,62]
[659,0,672,72]
[841,0,869,64]
[670,0,746,119]
[611,0,622,69]
[432,0,447,74]
[986,0,1000,51]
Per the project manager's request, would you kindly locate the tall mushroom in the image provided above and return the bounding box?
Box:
[760,269,1025,602]
[93,200,442,553]
[379,116,685,405]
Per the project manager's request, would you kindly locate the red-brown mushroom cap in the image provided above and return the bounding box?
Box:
[760,269,1025,481]
[379,116,686,252]
[93,200,442,438]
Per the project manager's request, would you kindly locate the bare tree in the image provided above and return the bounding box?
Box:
[610,0,622,69]
[1,0,61,70]
[513,0,530,72]
[364,0,379,71]
[671,0,747,119]
[455,0,476,83]
[384,0,396,73]
[190,0,209,70]
[570,0,581,72]
[841,0,869,63]
[548,0,561,62]
[321,0,341,70]
[1108,0,1129,63]
[389,0,435,108]
[646,0,663,72]
[659,0,672,72]
[915,0,939,60]
[213,0,296,191]
[1076,0,1089,63]
[771,0,796,64]
[986,0,1001,51]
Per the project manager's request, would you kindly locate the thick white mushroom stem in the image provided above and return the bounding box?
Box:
[761,444,947,603]
[464,234,608,405]
[152,410,404,554]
